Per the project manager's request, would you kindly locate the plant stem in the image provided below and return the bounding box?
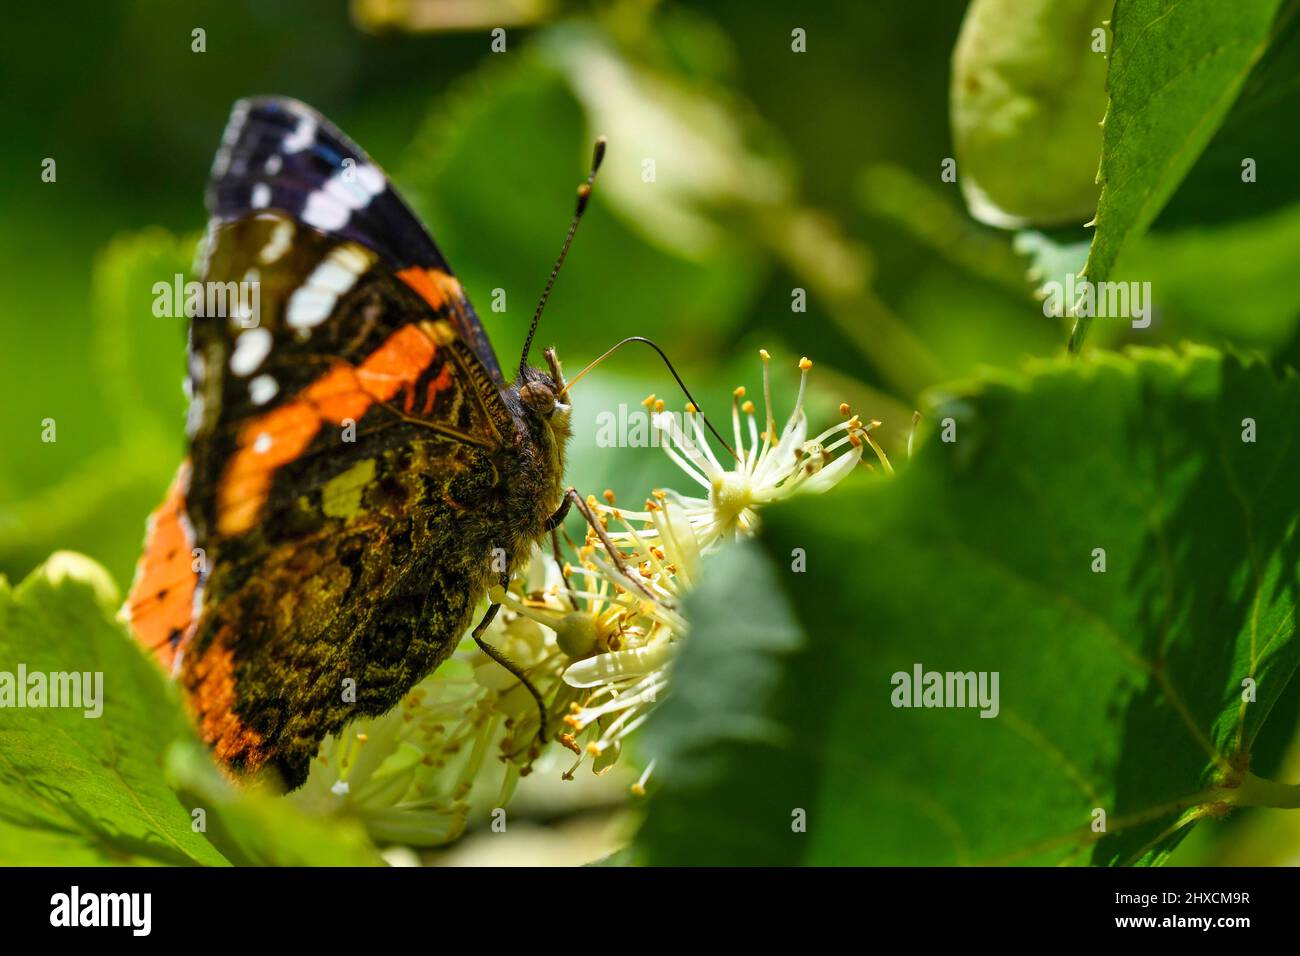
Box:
[1222,773,1300,809]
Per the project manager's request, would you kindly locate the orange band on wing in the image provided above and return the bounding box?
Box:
[421,363,454,415]
[397,266,463,311]
[217,324,438,536]
[125,465,198,671]
[187,632,270,774]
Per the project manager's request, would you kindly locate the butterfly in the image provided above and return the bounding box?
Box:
[125,97,603,790]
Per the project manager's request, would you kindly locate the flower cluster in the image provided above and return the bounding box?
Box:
[296,351,887,844]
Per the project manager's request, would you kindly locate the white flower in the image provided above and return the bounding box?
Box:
[595,350,888,552]
[292,651,518,846]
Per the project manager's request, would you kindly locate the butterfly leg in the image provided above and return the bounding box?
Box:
[471,572,549,745]
[561,487,662,605]
[543,495,571,531]
[545,497,583,611]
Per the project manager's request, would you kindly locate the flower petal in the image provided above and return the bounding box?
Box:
[563,641,677,687]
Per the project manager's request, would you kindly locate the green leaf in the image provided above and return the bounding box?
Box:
[1073,0,1288,349]
[1014,228,1093,306]
[636,347,1300,865]
[164,743,383,867]
[635,542,809,865]
[0,553,384,866]
[0,554,228,865]
[1117,200,1300,349]
[91,228,193,441]
[1155,0,1300,229]
[0,229,191,588]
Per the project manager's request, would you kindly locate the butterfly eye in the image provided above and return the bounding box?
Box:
[519,379,558,416]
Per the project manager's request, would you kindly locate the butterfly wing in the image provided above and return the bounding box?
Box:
[207,95,505,385]
[127,101,521,789]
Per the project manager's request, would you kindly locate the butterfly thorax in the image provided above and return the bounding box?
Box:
[498,363,571,563]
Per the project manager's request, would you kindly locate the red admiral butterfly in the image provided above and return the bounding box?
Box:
[126,97,605,790]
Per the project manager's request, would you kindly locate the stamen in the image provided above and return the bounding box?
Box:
[795,356,812,417]
[731,389,745,459]
[631,759,656,796]
[864,432,894,475]
[759,348,776,439]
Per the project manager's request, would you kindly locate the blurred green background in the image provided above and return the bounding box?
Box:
[2,0,1299,864]
[0,0,1046,589]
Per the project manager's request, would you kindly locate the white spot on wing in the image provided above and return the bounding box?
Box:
[284,243,376,331]
[333,243,373,275]
[249,374,279,405]
[282,115,316,153]
[187,331,205,385]
[310,259,361,295]
[251,183,271,208]
[285,287,335,330]
[253,432,273,454]
[356,163,385,194]
[299,163,386,233]
[258,219,294,265]
[230,327,272,376]
[264,153,283,175]
[302,190,349,231]
[186,395,205,437]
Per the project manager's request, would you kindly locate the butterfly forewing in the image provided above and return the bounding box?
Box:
[207,95,505,384]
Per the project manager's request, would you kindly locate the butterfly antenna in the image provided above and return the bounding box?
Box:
[519,136,607,380]
[562,336,740,462]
